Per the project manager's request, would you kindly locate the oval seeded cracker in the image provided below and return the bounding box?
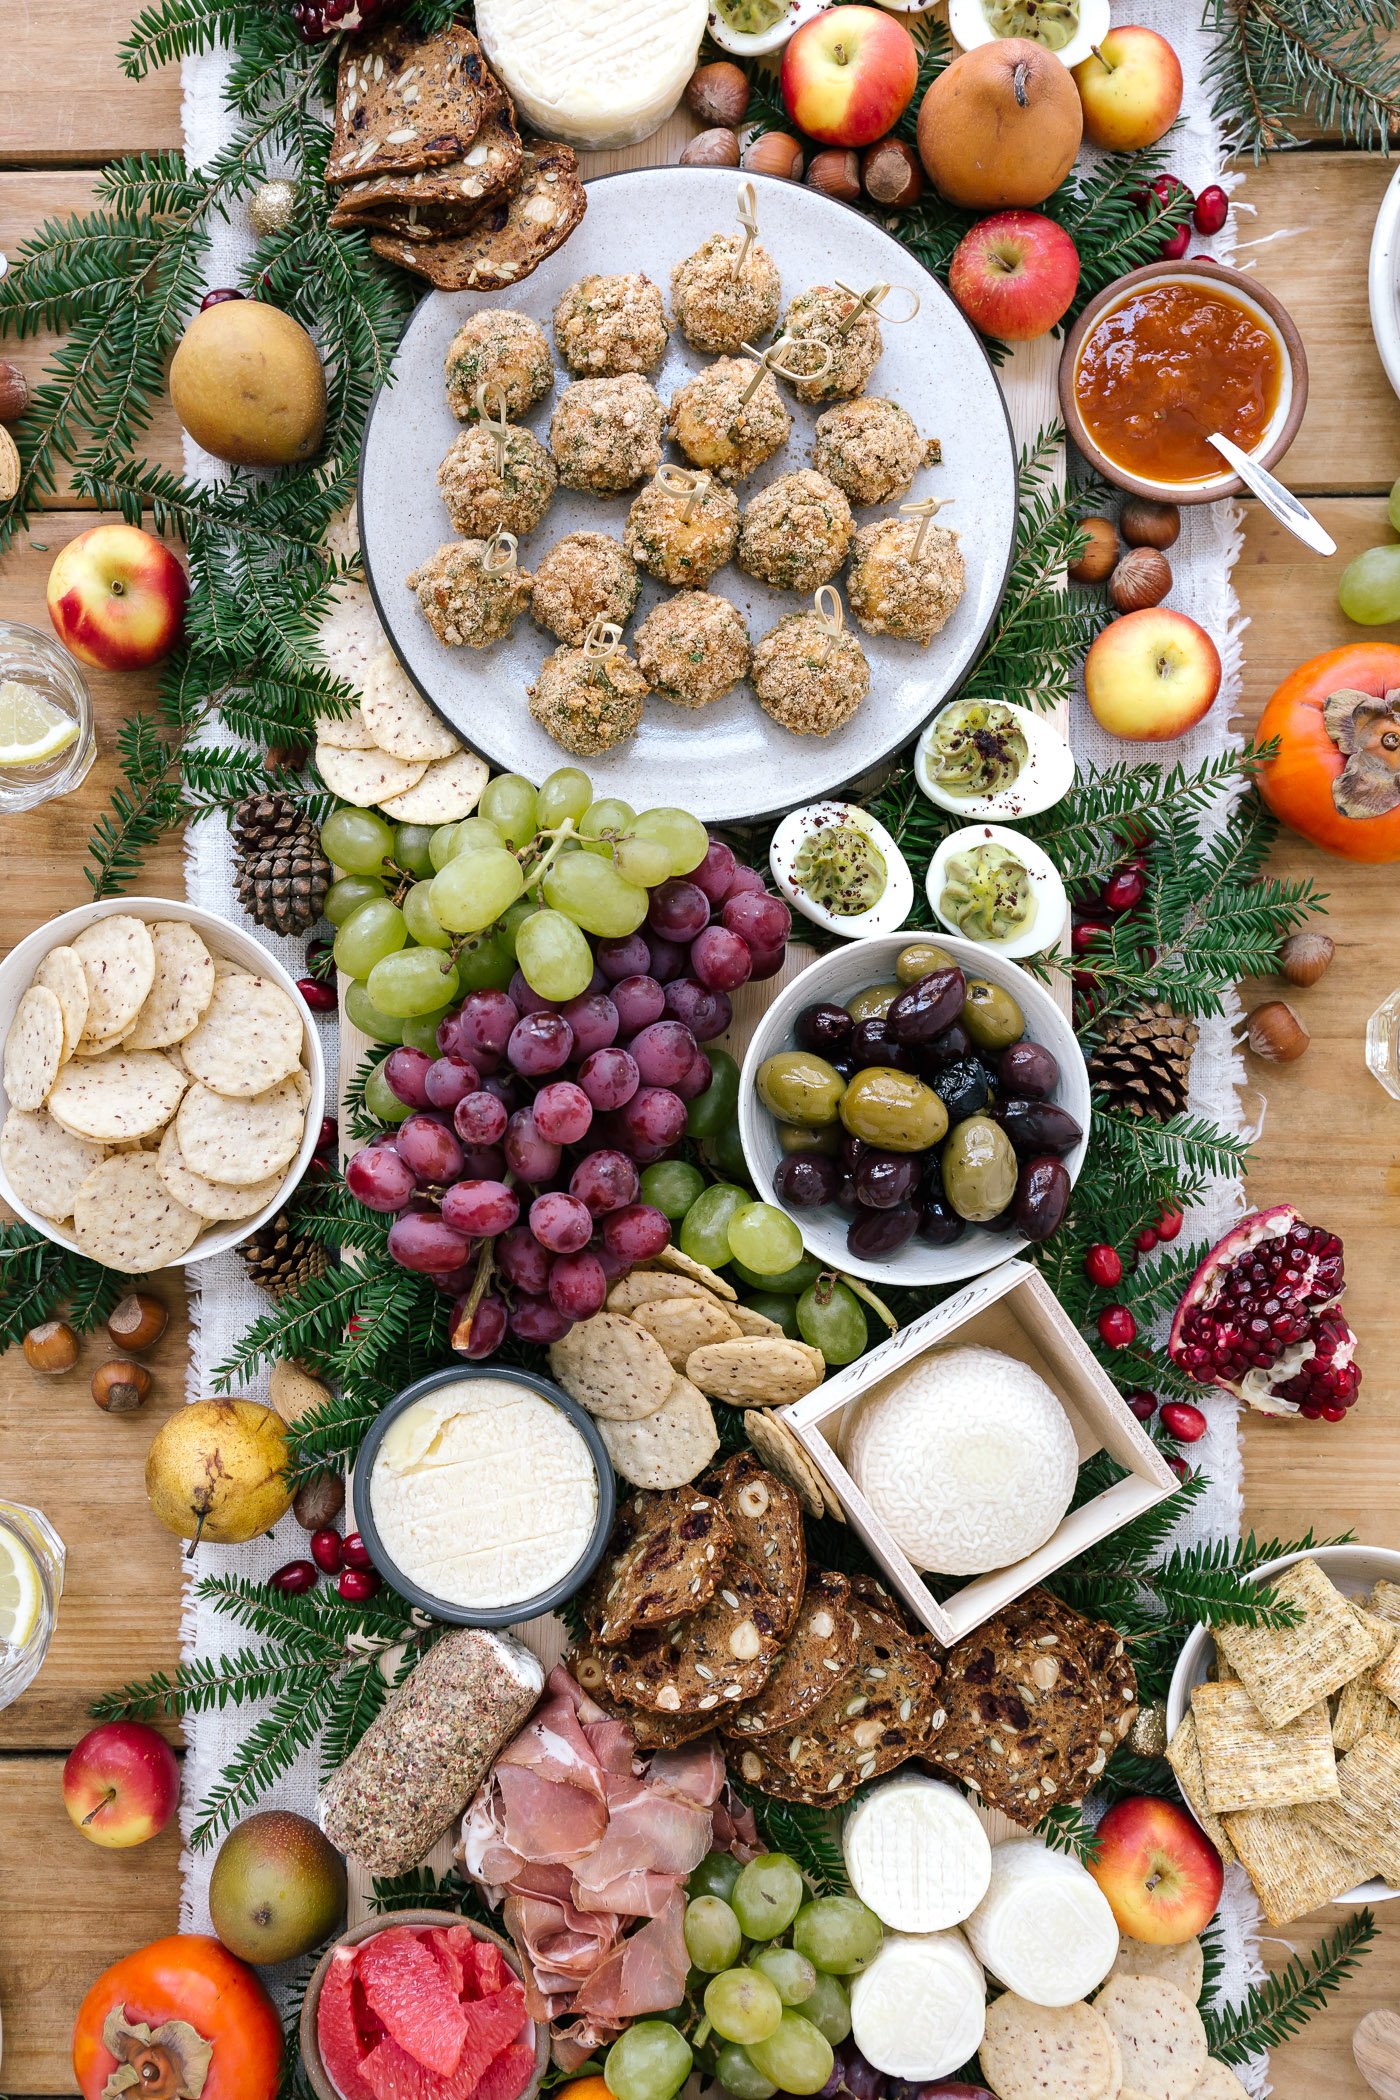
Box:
[181,973,304,1097]
[4,985,66,1110]
[156,1122,286,1223]
[651,1244,737,1300]
[549,1312,675,1420]
[1093,1975,1207,2100]
[124,920,217,1050]
[32,946,89,1060]
[46,1051,187,1143]
[316,577,388,694]
[607,1270,721,1316]
[597,1377,720,1490]
[315,741,428,807]
[70,915,156,1042]
[175,1077,305,1185]
[362,648,462,761]
[742,1407,829,1518]
[72,1150,203,1271]
[377,748,489,824]
[631,1293,742,1370]
[980,1995,1122,2100]
[686,1336,825,1407]
[1111,1935,1205,2003]
[730,1303,788,1339]
[2,1107,107,1221]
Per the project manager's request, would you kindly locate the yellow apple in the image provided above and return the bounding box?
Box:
[1085,608,1222,741]
[1073,27,1183,153]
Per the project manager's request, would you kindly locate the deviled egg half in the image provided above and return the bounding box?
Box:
[947,0,1111,68]
[927,822,1069,961]
[915,697,1075,823]
[771,801,914,941]
[707,0,830,57]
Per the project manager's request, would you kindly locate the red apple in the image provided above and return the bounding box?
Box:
[782,5,920,149]
[1085,608,1222,742]
[62,1720,180,1849]
[1073,27,1184,153]
[47,523,188,671]
[1089,1794,1223,1943]
[949,212,1080,342]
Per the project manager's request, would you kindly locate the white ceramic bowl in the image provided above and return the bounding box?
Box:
[1167,1543,1400,1907]
[1369,164,1400,404]
[737,932,1090,1286]
[0,896,326,1266]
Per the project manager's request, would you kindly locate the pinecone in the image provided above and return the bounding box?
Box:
[238,1211,329,1299]
[231,792,331,938]
[1089,1003,1198,1120]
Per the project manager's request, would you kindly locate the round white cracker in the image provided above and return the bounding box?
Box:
[70,915,156,1042]
[175,1076,304,1185]
[980,1996,1123,2100]
[361,649,461,761]
[45,1050,186,1144]
[315,701,379,750]
[180,973,304,1097]
[72,1150,203,1272]
[743,1406,828,1518]
[315,740,427,807]
[1111,1935,1205,2004]
[72,1019,136,1057]
[377,748,489,824]
[548,1312,675,1420]
[1093,1975,1207,2100]
[156,1121,286,1222]
[316,576,387,693]
[4,985,66,1110]
[2,1107,107,1221]
[1187,2064,1250,2100]
[32,946,89,1060]
[597,1376,720,1489]
[124,920,217,1050]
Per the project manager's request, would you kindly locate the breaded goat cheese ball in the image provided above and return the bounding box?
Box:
[405,540,532,649]
[624,475,739,587]
[551,374,666,493]
[530,532,640,645]
[527,642,649,757]
[737,470,854,594]
[634,592,751,709]
[752,608,870,737]
[667,356,791,484]
[436,425,556,538]
[812,396,933,506]
[670,232,781,355]
[553,272,670,376]
[444,310,553,422]
[780,284,883,404]
[847,517,966,645]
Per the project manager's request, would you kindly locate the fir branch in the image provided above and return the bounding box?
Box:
[369,1864,498,1931]
[1203,1910,1378,2061]
[1204,0,1400,157]
[190,1677,343,1848]
[1036,1802,1101,1864]
[0,1224,127,1352]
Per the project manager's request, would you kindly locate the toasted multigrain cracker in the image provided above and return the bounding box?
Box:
[742,1407,828,1518]
[596,1376,720,1490]
[1223,1799,1368,1925]
[181,973,303,1098]
[686,1336,825,1406]
[326,19,496,185]
[2,1107,106,1221]
[124,921,216,1050]
[633,1293,742,1369]
[1110,1934,1205,2003]
[705,1451,806,1642]
[1354,1601,1400,1657]
[175,1076,304,1185]
[32,946,89,1060]
[4,985,65,1110]
[723,1570,859,1736]
[549,1312,674,1420]
[72,1150,203,1271]
[1214,1558,1380,1727]
[1190,1679,1338,1813]
[1188,2065,1251,2100]
[70,915,156,1043]
[1373,1580,1400,1625]
[607,1270,720,1315]
[979,1995,1122,2100]
[361,648,461,761]
[315,740,427,808]
[1093,1975,1206,2100]
[1334,1675,1400,1755]
[730,1303,787,1338]
[1166,1713,1237,1865]
[369,142,586,292]
[316,578,387,696]
[315,700,379,749]
[156,1122,284,1223]
[651,1244,737,1300]
[1369,1628,1400,1707]
[377,747,488,823]
[1299,1730,1400,1878]
[46,1051,187,1144]
[582,1488,734,1645]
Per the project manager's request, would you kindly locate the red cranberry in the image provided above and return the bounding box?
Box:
[1126,1389,1158,1422]
[1194,184,1229,236]
[1084,1243,1124,1288]
[270,1559,318,1593]
[1098,1304,1138,1349]
[1156,1207,1183,1242]
[1102,868,1147,915]
[1160,224,1192,260]
[310,1528,343,1573]
[201,287,245,308]
[1161,1401,1207,1443]
[316,1115,338,1155]
[1135,1227,1159,1255]
[1072,920,1108,955]
[338,1567,381,1602]
[1167,1454,1192,1479]
[341,1531,373,1570]
[297,975,337,1013]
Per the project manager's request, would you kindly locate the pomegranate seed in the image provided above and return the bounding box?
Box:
[1160,1401,1207,1443]
[1194,184,1229,236]
[341,1531,373,1570]
[270,1559,317,1593]
[310,1528,343,1573]
[1098,1304,1138,1348]
[338,1567,380,1602]
[1135,1227,1159,1255]
[1084,1243,1124,1288]
[1156,1207,1183,1242]
[1321,1405,1349,1422]
[1102,868,1147,915]
[1126,1390,1158,1422]
[1072,920,1108,955]
[201,287,245,309]
[316,1115,338,1154]
[297,975,337,1013]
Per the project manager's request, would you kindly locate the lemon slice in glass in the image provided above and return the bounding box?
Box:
[0,1526,42,1650]
[0,678,78,766]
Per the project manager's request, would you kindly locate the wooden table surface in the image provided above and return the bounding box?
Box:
[4,9,1400,2092]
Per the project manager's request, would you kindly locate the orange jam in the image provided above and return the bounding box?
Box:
[1074,279,1284,484]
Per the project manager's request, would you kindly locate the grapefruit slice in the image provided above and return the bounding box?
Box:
[475,2042,537,2100]
[359,1927,470,2078]
[317,1947,379,2100]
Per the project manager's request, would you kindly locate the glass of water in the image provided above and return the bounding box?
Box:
[0,621,96,813]
[0,1500,66,1711]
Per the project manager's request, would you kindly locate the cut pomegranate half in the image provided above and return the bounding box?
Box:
[1167,1203,1361,1420]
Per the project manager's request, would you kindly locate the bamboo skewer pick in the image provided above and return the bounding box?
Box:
[833,278,922,335]
[733,179,760,279]
[655,463,712,521]
[813,584,845,635]
[474,381,512,478]
[582,614,625,682]
[481,528,519,577]
[737,333,834,405]
[899,494,953,560]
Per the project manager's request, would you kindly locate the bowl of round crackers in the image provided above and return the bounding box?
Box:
[0,898,325,1273]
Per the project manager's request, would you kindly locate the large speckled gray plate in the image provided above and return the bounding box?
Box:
[358,165,1017,824]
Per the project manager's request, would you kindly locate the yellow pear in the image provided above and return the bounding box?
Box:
[145,1399,292,1553]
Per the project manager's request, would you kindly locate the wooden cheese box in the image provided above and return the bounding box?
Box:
[780,1257,1178,1647]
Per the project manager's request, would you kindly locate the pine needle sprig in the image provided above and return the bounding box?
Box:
[1037,1803,1101,1863]
[1203,0,1400,157]
[0,1223,126,1352]
[1203,1910,1378,2061]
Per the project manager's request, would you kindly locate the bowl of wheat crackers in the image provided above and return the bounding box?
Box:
[0,897,325,1272]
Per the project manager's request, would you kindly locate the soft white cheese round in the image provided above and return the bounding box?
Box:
[843,1774,992,1932]
[963,1838,1120,2007]
[475,0,709,149]
[371,1376,598,1609]
[850,1930,987,2079]
[844,1343,1079,1575]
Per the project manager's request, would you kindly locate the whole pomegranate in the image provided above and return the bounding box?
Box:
[1167,1204,1360,1419]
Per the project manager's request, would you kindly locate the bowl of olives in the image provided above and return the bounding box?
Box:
[738,933,1090,1285]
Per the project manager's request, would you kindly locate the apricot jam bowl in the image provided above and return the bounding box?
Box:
[1059,258,1307,504]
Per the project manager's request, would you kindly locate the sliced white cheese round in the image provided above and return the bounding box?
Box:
[850,1929,986,2080]
[842,1774,992,1932]
[963,1838,1120,2008]
[475,0,709,149]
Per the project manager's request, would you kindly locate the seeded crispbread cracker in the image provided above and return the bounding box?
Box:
[705,1451,806,1643]
[723,1570,859,1738]
[327,19,497,187]
[742,1406,828,1518]
[979,1996,1122,2100]
[32,945,89,1060]
[578,1559,783,1716]
[180,973,304,1098]
[329,95,522,229]
[70,915,156,1043]
[156,1121,285,1223]
[2,1107,107,1221]
[360,648,461,761]
[1188,2065,1252,2100]
[1166,1712,1237,1865]
[46,1051,187,1144]
[650,1244,737,1300]
[581,1487,734,1646]
[1298,1730,1400,1881]
[595,1375,720,1490]
[1222,1798,1369,1925]
[124,920,216,1050]
[316,740,428,808]
[377,747,489,824]
[632,1292,742,1370]
[1190,1679,1339,1813]
[4,985,65,1110]
[72,1150,203,1271]
[175,1076,305,1186]
[370,142,587,293]
[607,1270,721,1315]
[549,1311,674,1421]
[1093,1975,1206,2100]
[1110,1934,1205,2004]
[686,1335,825,1406]
[1214,1558,1383,1728]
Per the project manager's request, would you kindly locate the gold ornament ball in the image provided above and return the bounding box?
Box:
[249,179,298,237]
[1129,1702,1168,1759]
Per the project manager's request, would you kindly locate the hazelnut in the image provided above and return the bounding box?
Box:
[0,360,28,424]
[1120,496,1181,550]
[23,1320,80,1375]
[680,127,741,170]
[742,132,804,183]
[685,60,750,130]
[1068,515,1118,585]
[805,148,861,206]
[107,1290,169,1354]
[1280,930,1335,987]
[294,1470,347,1531]
[92,1359,153,1412]
[1110,546,1172,612]
[1246,999,1310,1063]
[861,137,924,210]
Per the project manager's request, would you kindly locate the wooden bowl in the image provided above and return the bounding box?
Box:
[1058,258,1308,503]
[299,1909,549,2100]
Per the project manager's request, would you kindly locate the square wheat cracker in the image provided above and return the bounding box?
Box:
[1166,1713,1236,1864]
[1224,1799,1370,1925]
[1190,1679,1339,1813]
[1213,1558,1380,1727]
[1299,1731,1400,1882]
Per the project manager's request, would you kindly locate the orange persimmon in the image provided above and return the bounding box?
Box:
[72,1934,281,2100]
[1256,642,1400,862]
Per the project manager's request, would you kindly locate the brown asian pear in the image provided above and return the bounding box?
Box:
[916,39,1083,210]
[170,300,326,468]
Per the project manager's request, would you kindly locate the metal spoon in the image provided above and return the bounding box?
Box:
[1208,430,1336,556]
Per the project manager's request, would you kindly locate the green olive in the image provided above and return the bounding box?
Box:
[845,981,901,1023]
[895,941,958,986]
[962,978,1025,1051]
[757,1052,846,1127]
[777,1120,842,1156]
[942,1115,1019,1221]
[839,1067,948,1152]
